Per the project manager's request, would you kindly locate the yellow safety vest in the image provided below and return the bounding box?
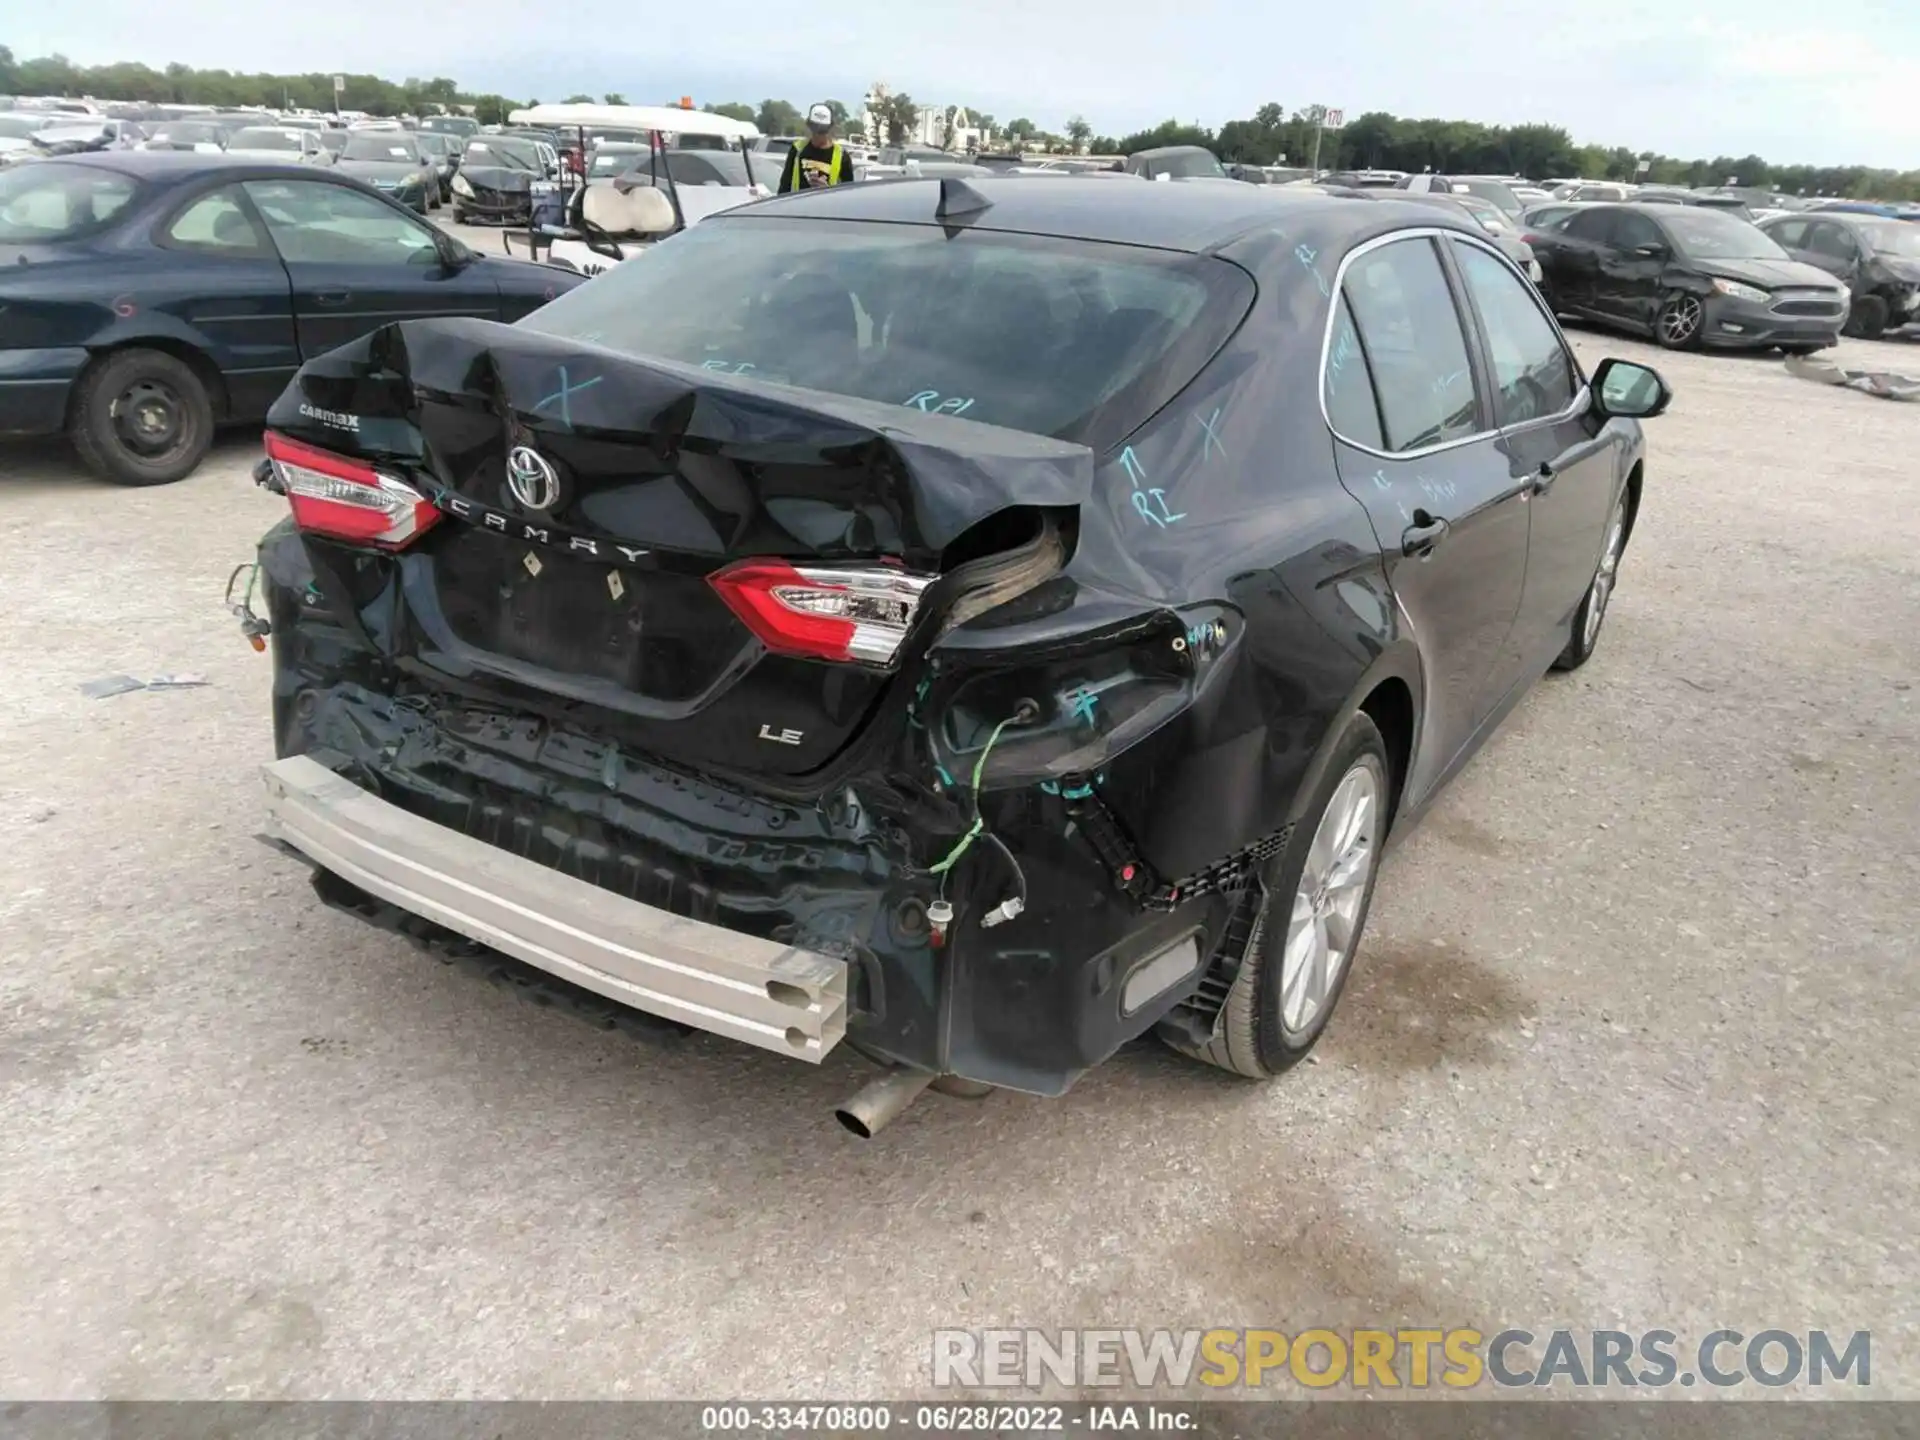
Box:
[787,141,849,190]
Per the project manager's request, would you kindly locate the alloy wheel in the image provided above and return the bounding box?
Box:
[1281,757,1383,1040]
[1659,295,1703,346]
[1584,498,1628,650]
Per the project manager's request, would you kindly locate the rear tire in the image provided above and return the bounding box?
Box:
[1844,294,1888,340]
[1164,713,1391,1079]
[68,348,214,487]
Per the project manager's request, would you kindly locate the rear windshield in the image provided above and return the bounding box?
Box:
[230,127,302,151]
[0,162,141,242]
[151,123,228,145]
[519,215,1253,447]
[1142,148,1225,180]
[342,135,418,162]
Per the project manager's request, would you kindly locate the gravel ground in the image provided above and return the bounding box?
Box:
[1,306,1916,1400]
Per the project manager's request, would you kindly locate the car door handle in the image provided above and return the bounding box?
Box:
[312,290,351,308]
[1531,461,1558,495]
[1401,510,1450,557]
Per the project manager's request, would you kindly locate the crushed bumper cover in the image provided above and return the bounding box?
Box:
[261,753,849,1061]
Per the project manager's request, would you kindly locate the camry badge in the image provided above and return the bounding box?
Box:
[506,445,561,511]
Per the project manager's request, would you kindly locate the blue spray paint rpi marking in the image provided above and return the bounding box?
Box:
[534,366,603,426]
[905,390,976,416]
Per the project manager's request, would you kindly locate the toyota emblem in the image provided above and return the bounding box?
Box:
[505,446,561,511]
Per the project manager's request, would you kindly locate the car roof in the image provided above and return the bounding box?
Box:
[738,175,1472,254]
[22,150,275,177]
[17,150,374,188]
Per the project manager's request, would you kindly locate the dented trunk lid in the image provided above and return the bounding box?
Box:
[266,317,1092,779]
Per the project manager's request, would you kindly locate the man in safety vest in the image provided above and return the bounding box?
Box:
[779,104,853,193]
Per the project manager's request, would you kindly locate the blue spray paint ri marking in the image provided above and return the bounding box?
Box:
[534,366,604,426]
[1118,445,1185,528]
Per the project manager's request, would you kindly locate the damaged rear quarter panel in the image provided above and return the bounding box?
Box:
[932,219,1409,881]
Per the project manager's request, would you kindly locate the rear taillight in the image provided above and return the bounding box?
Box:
[265,431,441,550]
[710,560,935,666]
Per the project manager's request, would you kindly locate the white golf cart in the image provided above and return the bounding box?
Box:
[498,103,772,276]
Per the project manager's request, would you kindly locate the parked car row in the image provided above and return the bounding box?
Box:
[0,152,584,484]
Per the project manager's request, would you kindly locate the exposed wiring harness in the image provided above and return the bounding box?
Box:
[928,712,1031,929]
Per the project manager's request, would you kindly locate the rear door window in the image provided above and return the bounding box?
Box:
[1337,237,1481,452]
[1766,219,1808,249]
[1562,208,1617,246]
[161,185,270,256]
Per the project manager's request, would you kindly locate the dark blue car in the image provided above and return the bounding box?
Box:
[0,152,586,484]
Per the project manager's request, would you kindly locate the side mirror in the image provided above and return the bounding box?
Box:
[1591,358,1671,419]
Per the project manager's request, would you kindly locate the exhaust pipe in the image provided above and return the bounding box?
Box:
[835,1068,936,1138]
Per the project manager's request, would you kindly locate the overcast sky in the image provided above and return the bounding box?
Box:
[12,0,1916,168]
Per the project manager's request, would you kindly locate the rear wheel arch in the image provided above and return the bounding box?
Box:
[76,336,231,423]
[1283,646,1423,841]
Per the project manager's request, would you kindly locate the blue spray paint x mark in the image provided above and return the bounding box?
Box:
[1197,407,1226,462]
[534,366,603,426]
[1371,469,1393,493]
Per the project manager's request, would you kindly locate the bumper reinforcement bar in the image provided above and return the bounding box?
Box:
[260,754,848,1061]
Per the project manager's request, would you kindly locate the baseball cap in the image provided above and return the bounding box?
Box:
[806,103,834,131]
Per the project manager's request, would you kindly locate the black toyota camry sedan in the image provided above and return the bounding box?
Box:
[1530,202,1850,352]
[242,179,1671,1131]
[0,152,582,485]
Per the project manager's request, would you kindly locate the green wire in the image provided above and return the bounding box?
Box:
[928,714,1016,876]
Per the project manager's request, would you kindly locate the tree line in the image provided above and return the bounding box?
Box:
[1110,108,1919,201]
[4,48,1913,200]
